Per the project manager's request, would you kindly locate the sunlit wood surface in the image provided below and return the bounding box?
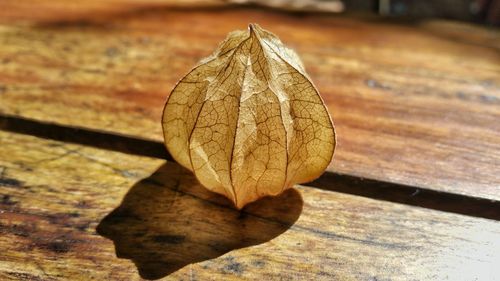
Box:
[0,2,499,280]
[1,131,499,280]
[0,5,498,200]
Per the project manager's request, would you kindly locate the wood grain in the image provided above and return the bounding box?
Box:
[0,7,498,201]
[1,130,499,280]
[2,114,499,220]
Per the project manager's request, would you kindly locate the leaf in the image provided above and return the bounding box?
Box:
[162,23,335,209]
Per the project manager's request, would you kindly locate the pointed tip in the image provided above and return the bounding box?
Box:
[231,200,243,210]
[248,23,258,33]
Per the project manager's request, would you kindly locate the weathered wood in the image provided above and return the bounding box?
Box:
[0,7,498,200]
[1,131,499,280]
[2,114,500,221]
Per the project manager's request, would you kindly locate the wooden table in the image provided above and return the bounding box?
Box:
[1,2,499,280]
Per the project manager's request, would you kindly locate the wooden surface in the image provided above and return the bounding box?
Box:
[1,131,499,280]
[1,3,500,280]
[0,7,499,200]
[0,0,224,23]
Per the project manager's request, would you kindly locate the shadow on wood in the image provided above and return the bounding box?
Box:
[97,161,303,280]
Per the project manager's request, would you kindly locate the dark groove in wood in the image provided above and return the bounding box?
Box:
[0,114,171,160]
[1,113,498,221]
[309,173,500,221]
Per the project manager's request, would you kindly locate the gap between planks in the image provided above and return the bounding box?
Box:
[1,113,499,221]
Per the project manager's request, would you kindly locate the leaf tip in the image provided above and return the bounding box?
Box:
[248,23,258,33]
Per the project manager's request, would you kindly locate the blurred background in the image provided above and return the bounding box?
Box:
[236,0,500,24]
[348,0,499,24]
[1,0,499,24]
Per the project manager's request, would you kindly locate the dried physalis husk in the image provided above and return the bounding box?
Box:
[162,23,335,209]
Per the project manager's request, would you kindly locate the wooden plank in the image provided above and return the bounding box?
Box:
[1,131,499,280]
[0,0,225,23]
[0,7,499,201]
[0,0,343,24]
[2,114,499,221]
